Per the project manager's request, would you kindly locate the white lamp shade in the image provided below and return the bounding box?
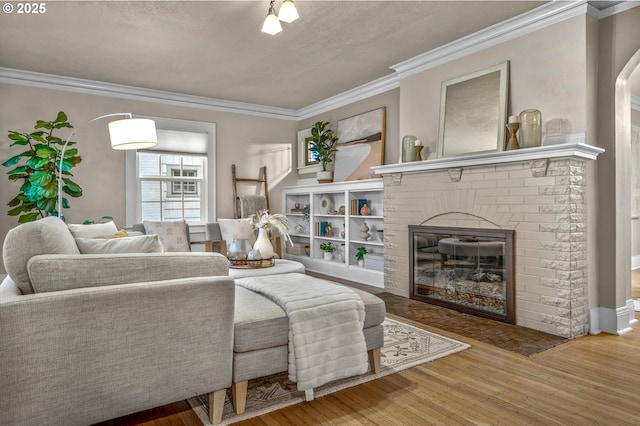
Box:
[262,13,282,35]
[278,0,299,23]
[108,118,158,150]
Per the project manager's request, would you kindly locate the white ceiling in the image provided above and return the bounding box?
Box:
[0,1,635,110]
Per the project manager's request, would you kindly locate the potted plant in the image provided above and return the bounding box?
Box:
[308,121,338,183]
[2,111,82,223]
[356,246,368,267]
[320,241,336,260]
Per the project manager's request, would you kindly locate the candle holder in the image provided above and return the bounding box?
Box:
[505,122,520,150]
[415,145,424,161]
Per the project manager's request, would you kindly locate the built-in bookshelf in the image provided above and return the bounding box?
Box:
[282,179,383,288]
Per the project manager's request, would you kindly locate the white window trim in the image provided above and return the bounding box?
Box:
[126,117,216,227]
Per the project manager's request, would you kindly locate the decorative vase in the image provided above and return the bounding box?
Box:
[323,251,333,260]
[402,135,417,162]
[377,230,384,242]
[253,228,274,259]
[359,222,370,241]
[317,170,333,183]
[227,238,252,260]
[519,109,542,148]
[340,230,346,239]
[360,203,370,216]
[319,194,333,214]
[358,259,365,267]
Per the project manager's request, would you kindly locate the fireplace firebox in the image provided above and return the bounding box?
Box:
[409,225,515,324]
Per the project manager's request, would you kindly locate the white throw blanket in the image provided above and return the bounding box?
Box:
[235,273,369,393]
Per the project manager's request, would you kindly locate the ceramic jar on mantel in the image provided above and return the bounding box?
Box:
[519,109,542,148]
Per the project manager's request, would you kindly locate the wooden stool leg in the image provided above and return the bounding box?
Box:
[369,348,381,374]
[232,380,248,414]
[208,389,226,424]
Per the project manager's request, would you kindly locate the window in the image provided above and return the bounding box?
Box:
[126,118,216,226]
[170,168,199,196]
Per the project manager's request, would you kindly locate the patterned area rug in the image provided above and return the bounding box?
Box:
[188,318,470,425]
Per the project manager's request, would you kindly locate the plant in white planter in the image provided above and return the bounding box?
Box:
[356,246,368,267]
[308,121,338,183]
[320,241,336,260]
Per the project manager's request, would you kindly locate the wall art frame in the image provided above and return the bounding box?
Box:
[437,61,509,158]
[334,107,386,182]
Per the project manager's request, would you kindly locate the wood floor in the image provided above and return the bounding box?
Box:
[98,275,640,426]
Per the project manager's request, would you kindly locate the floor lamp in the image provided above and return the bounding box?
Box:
[57,113,157,216]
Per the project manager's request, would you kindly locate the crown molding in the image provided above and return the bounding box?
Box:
[296,73,400,121]
[587,1,640,19]
[390,1,590,80]
[0,67,299,121]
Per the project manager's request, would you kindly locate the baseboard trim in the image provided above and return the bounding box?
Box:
[589,304,635,335]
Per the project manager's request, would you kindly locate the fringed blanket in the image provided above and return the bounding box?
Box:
[234,273,368,393]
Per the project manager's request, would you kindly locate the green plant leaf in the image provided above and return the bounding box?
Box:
[9,139,30,147]
[29,169,54,187]
[18,212,40,223]
[63,185,83,198]
[2,152,29,167]
[63,148,78,158]
[34,145,55,158]
[7,204,25,216]
[7,165,28,175]
[62,178,81,193]
[31,133,47,144]
[27,156,50,170]
[7,196,20,207]
[35,120,53,130]
[55,111,68,123]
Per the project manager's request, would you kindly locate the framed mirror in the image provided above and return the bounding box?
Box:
[437,61,509,158]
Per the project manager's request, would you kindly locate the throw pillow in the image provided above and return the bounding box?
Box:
[143,220,191,252]
[75,235,163,254]
[68,221,119,239]
[96,229,129,239]
[218,218,257,249]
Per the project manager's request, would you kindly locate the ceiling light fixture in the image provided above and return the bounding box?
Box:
[278,0,299,23]
[261,0,283,35]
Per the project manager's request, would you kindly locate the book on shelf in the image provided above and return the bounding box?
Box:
[350,199,368,215]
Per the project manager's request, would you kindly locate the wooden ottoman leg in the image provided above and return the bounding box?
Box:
[232,380,248,414]
[208,389,226,424]
[368,348,381,374]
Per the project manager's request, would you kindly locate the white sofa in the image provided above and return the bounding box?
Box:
[0,217,235,425]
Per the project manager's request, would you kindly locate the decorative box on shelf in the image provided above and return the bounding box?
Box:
[286,245,309,256]
[363,253,384,271]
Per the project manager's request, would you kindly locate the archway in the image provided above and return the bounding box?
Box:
[615,48,640,322]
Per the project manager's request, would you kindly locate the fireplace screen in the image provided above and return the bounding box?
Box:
[409,225,515,324]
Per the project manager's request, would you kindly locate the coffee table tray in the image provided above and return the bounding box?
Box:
[228,257,275,269]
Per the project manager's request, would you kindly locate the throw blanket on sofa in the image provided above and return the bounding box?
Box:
[235,273,368,392]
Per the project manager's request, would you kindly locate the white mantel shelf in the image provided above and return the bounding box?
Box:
[372,141,604,176]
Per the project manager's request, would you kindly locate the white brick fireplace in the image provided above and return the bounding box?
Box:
[373,141,604,338]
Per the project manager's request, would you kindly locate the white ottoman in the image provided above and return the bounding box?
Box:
[228,259,305,279]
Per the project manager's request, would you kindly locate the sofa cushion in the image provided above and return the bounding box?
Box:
[3,216,80,294]
[143,220,190,252]
[218,218,256,249]
[233,277,386,353]
[75,235,163,254]
[68,221,119,238]
[234,286,289,353]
